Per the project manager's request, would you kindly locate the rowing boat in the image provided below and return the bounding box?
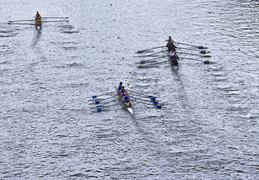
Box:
[117,88,134,115]
[35,18,42,30]
[168,54,179,70]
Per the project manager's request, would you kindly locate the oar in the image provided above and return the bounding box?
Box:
[138,55,166,64]
[138,61,167,68]
[175,42,208,49]
[91,92,114,99]
[42,20,69,23]
[7,22,35,25]
[134,96,159,103]
[137,50,165,57]
[8,20,33,23]
[177,47,210,54]
[90,103,118,109]
[139,59,167,65]
[89,96,113,102]
[131,91,157,98]
[136,100,162,109]
[42,17,69,19]
[136,46,164,53]
[178,52,211,58]
[91,98,117,105]
[180,57,212,64]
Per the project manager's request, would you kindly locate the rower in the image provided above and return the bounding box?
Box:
[118,82,123,91]
[168,50,179,67]
[123,95,131,107]
[121,86,129,96]
[35,11,41,21]
[123,95,129,102]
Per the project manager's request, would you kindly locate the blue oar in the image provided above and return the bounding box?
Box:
[132,91,157,98]
[131,91,156,98]
[136,100,162,109]
[92,92,113,99]
[133,96,158,103]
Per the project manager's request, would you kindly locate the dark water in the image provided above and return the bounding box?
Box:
[0,0,258,179]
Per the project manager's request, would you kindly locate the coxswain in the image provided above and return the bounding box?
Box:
[166,36,173,43]
[166,36,177,51]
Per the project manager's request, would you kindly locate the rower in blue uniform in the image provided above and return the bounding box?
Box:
[123,95,129,102]
[118,82,123,91]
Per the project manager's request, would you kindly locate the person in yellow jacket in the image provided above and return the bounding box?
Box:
[35,11,41,25]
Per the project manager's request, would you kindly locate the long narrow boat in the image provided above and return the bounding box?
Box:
[35,18,42,30]
[117,88,134,115]
[168,51,179,70]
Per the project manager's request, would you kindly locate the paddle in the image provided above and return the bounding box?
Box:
[136,46,164,53]
[175,42,208,49]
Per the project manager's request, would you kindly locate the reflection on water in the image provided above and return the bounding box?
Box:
[31,26,42,47]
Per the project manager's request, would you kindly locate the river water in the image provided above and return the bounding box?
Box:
[0,0,258,179]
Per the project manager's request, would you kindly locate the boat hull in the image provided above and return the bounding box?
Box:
[117,88,134,115]
[168,55,179,70]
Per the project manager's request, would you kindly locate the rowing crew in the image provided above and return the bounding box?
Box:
[118,82,131,104]
[166,36,179,67]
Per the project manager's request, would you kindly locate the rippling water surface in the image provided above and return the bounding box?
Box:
[0,0,258,179]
